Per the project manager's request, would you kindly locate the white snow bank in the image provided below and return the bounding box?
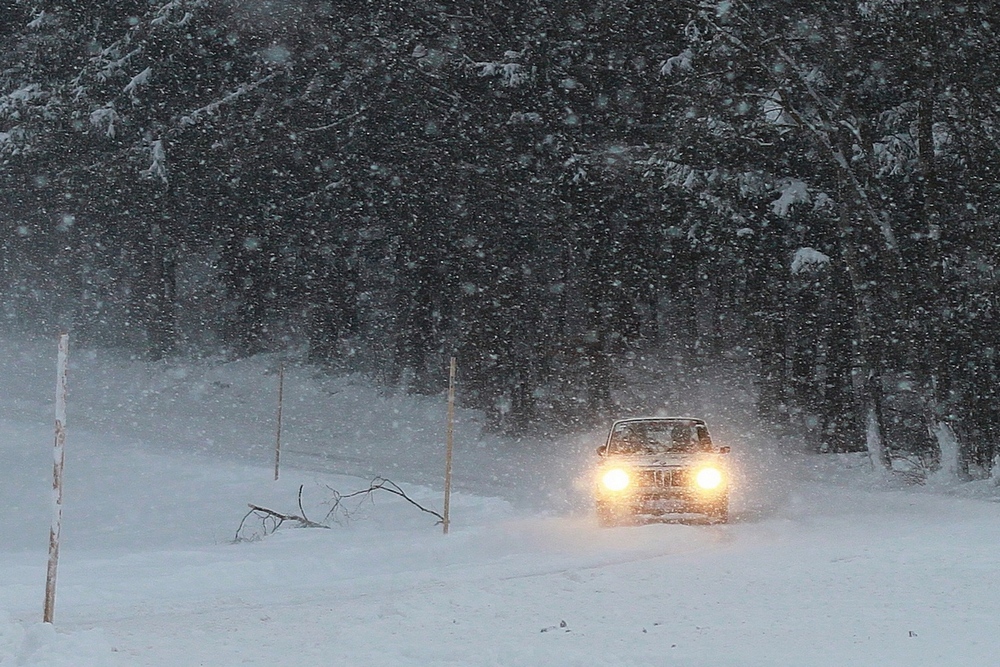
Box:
[0,613,113,666]
[3,335,1000,666]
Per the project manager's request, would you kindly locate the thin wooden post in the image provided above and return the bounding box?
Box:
[44,333,68,624]
[443,357,457,534]
[274,364,284,481]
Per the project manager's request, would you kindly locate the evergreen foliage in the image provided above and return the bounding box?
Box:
[1,0,998,475]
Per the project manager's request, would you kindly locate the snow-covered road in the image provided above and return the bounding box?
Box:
[5,429,1000,666]
[2,339,999,666]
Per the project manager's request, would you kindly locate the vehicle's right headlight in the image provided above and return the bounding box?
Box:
[601,468,631,492]
[695,466,723,490]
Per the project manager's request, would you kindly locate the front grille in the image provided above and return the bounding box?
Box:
[636,468,691,488]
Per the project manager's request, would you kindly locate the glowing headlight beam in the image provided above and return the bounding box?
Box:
[602,468,630,492]
[695,467,723,490]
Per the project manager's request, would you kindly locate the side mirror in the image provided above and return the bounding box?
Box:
[596,445,608,457]
[719,446,731,454]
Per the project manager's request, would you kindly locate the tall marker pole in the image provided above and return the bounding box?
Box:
[442,357,457,534]
[274,364,284,481]
[44,333,68,624]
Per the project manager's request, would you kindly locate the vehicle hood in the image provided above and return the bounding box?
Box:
[604,452,725,467]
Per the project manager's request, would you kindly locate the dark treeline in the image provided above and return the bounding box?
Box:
[1,1,998,478]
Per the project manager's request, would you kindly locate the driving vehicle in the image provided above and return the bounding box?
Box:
[595,417,730,526]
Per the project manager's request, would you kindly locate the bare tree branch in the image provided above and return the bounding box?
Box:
[235,478,443,542]
[179,70,282,127]
[323,477,444,525]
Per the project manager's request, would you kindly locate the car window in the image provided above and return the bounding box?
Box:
[609,424,650,454]
[608,420,712,454]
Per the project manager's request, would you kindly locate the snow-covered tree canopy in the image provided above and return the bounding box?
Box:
[1,0,998,471]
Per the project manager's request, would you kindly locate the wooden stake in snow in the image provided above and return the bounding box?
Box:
[44,333,68,624]
[443,357,457,535]
[274,364,284,481]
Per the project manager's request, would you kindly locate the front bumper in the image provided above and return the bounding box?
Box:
[600,486,727,513]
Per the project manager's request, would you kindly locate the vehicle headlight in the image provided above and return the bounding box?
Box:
[601,468,630,492]
[695,467,723,490]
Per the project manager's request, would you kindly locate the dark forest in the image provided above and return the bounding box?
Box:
[2,1,998,477]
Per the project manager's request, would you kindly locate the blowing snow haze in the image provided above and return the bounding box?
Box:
[2,1,1000,664]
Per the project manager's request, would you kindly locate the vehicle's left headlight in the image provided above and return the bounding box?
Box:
[601,468,630,492]
[695,467,723,490]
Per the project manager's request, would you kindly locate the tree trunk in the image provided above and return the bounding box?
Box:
[132,233,177,360]
[927,408,962,484]
[836,192,891,469]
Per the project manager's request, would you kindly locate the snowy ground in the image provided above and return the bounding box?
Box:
[2,336,999,666]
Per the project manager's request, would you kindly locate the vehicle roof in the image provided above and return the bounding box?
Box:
[610,416,707,426]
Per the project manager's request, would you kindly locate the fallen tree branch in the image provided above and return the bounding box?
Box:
[245,504,327,529]
[234,485,328,541]
[235,478,443,542]
[324,477,444,525]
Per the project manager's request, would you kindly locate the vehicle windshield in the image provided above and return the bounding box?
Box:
[607,419,713,454]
